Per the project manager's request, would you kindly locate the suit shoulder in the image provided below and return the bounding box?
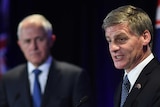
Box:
[2,64,26,79]
[55,60,83,71]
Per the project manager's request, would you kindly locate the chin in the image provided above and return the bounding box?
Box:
[31,61,42,65]
[114,65,125,69]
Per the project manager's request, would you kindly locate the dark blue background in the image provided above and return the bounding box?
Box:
[2,0,157,106]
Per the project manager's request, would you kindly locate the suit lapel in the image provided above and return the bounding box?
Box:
[20,69,32,107]
[41,60,60,107]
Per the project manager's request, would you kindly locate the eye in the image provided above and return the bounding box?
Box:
[118,38,126,42]
[37,36,46,42]
[23,39,31,44]
[116,37,128,44]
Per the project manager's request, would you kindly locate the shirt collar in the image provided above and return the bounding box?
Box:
[28,56,53,75]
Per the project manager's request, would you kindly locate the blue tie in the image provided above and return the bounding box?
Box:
[33,69,42,107]
[120,75,130,107]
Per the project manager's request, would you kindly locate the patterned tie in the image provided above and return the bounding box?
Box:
[120,75,130,107]
[32,69,42,107]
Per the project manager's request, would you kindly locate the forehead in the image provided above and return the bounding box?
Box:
[105,23,130,38]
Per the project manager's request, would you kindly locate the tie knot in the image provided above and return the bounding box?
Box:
[33,69,41,76]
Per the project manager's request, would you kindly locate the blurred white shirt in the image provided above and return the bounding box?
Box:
[28,56,52,94]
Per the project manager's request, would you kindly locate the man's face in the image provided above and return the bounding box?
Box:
[18,23,53,67]
[105,23,145,72]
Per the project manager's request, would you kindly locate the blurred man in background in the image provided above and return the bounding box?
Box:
[0,14,92,107]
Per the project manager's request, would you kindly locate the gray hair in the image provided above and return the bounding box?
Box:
[17,14,53,39]
[102,5,153,46]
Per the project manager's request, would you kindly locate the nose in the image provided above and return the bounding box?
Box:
[109,42,120,52]
[30,40,38,50]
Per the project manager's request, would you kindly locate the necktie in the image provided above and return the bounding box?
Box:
[120,75,130,107]
[32,69,42,107]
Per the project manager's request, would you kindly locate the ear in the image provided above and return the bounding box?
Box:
[49,34,56,47]
[51,34,56,41]
[141,30,151,46]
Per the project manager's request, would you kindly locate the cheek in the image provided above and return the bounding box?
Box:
[131,41,143,53]
[126,45,137,58]
[23,49,30,57]
[126,39,141,53]
[20,45,28,53]
[38,43,50,53]
[127,43,142,63]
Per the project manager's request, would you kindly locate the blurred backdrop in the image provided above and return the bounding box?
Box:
[0,0,158,106]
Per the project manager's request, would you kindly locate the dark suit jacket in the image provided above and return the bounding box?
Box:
[0,59,92,107]
[114,58,160,107]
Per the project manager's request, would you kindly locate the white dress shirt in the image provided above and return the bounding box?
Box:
[28,56,52,94]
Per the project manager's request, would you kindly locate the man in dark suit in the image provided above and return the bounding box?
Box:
[0,14,92,107]
[102,5,160,107]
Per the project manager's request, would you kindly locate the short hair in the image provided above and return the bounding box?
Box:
[102,5,153,46]
[17,14,53,39]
